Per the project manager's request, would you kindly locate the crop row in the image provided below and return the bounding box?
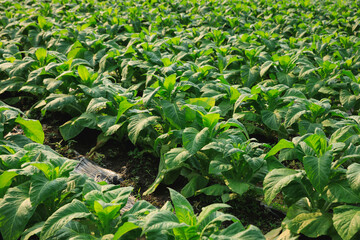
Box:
[1,0,360,239]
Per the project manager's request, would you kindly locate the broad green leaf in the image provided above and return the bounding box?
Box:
[260,61,273,77]
[197,184,229,196]
[241,65,260,87]
[261,110,280,130]
[209,159,233,174]
[278,55,291,68]
[78,65,90,82]
[212,221,245,239]
[127,114,160,144]
[181,174,209,198]
[201,213,239,235]
[21,221,44,240]
[304,134,328,156]
[29,175,67,205]
[285,106,307,128]
[323,179,360,203]
[228,225,265,240]
[86,97,109,113]
[182,127,209,155]
[50,221,95,240]
[340,89,357,110]
[163,74,176,93]
[225,179,249,196]
[161,101,185,129]
[288,211,332,238]
[330,126,359,145]
[0,182,36,240]
[303,151,332,192]
[347,163,360,193]
[169,188,196,225]
[333,205,360,240]
[116,98,136,123]
[94,201,121,230]
[277,72,295,87]
[164,148,191,170]
[35,48,47,64]
[43,94,78,113]
[15,116,44,144]
[41,199,91,239]
[264,168,302,204]
[266,139,295,159]
[59,120,85,141]
[186,98,215,110]
[0,171,18,197]
[113,222,139,240]
[29,163,53,179]
[38,16,47,29]
[143,210,187,233]
[203,113,220,132]
[197,203,230,225]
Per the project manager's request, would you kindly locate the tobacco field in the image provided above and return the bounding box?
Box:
[1,0,360,239]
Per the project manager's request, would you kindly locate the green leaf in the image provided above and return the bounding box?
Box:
[38,16,47,29]
[261,110,280,130]
[169,188,196,225]
[333,205,360,240]
[197,203,230,225]
[164,148,192,170]
[228,225,265,239]
[303,151,332,192]
[30,163,53,180]
[116,98,136,123]
[78,65,90,82]
[323,179,360,203]
[202,113,220,132]
[163,74,176,93]
[41,199,91,239]
[278,55,291,68]
[15,116,44,144]
[0,171,18,197]
[304,134,328,156]
[266,139,294,159]
[288,211,332,238]
[29,175,67,205]
[260,61,273,77]
[347,163,360,193]
[285,106,307,128]
[59,120,85,141]
[209,159,233,174]
[242,66,260,87]
[181,174,209,198]
[264,168,302,204]
[182,127,209,155]
[94,201,121,231]
[35,48,47,64]
[21,221,44,240]
[0,182,36,240]
[143,210,187,233]
[161,101,185,129]
[86,97,109,113]
[197,184,229,196]
[49,221,95,240]
[127,114,160,144]
[340,89,357,110]
[277,72,295,87]
[185,98,215,110]
[113,222,139,240]
[43,94,78,113]
[225,179,249,196]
